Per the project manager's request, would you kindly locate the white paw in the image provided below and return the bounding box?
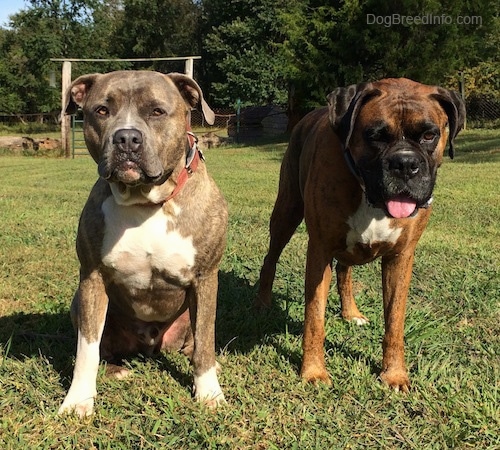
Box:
[58,396,94,417]
[193,366,226,408]
[352,316,370,326]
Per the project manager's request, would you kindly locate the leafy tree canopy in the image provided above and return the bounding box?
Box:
[0,0,497,116]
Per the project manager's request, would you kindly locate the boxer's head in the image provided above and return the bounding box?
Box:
[327,78,465,218]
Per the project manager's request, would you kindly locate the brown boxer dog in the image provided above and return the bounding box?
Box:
[58,71,227,416]
[256,78,465,391]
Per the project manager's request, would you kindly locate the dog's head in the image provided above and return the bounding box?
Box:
[327,78,465,218]
[65,70,214,190]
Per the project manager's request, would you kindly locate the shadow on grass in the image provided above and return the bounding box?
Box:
[0,269,381,390]
[216,270,381,379]
[0,310,75,380]
[449,131,500,164]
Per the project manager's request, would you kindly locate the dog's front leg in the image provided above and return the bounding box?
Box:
[336,263,369,325]
[301,241,333,384]
[380,251,415,392]
[189,270,225,407]
[59,271,108,417]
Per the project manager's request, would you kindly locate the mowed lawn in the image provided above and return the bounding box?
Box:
[0,129,499,449]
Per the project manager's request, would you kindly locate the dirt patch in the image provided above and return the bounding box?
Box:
[0,136,62,155]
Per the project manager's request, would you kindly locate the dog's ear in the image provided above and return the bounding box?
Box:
[327,83,381,149]
[430,88,466,159]
[166,73,215,125]
[64,74,100,115]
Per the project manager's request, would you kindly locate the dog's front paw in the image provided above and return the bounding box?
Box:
[58,397,94,417]
[193,366,226,408]
[350,315,370,326]
[300,364,332,386]
[379,368,410,392]
[195,390,227,409]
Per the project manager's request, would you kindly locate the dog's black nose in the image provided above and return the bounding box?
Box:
[112,128,143,153]
[388,152,420,180]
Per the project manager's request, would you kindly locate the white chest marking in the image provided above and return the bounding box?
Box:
[101,197,196,290]
[345,197,402,253]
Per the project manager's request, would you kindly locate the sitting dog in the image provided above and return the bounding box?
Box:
[58,71,227,416]
[256,78,465,390]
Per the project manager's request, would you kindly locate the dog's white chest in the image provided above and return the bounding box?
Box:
[345,198,402,253]
[101,198,196,289]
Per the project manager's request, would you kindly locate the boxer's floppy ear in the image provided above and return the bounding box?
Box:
[64,73,100,115]
[327,83,381,149]
[166,73,215,125]
[430,88,466,159]
[327,84,359,126]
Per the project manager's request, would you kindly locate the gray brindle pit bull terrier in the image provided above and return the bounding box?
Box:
[58,71,227,416]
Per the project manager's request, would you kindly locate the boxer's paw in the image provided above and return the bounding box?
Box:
[350,315,370,326]
[379,367,410,392]
[254,293,272,311]
[300,364,332,386]
[341,309,370,325]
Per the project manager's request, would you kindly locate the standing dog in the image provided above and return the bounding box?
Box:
[257,78,465,390]
[58,71,227,416]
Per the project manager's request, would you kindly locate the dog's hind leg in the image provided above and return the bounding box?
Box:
[256,155,304,309]
[336,263,369,325]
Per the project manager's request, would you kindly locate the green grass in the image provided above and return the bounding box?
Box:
[0,129,499,449]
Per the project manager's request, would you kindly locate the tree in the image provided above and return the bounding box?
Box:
[112,0,202,73]
[203,0,498,116]
[0,0,123,114]
[279,0,498,120]
[202,0,289,107]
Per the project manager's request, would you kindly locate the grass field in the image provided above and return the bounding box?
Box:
[0,129,499,449]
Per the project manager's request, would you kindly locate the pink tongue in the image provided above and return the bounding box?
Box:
[386,197,417,218]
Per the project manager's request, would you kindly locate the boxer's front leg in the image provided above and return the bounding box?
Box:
[380,251,415,392]
[300,240,333,385]
[59,270,108,417]
[336,262,369,325]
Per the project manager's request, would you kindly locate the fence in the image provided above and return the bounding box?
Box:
[0,113,59,125]
[465,95,500,126]
[191,108,235,133]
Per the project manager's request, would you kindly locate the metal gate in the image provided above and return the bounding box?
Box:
[71,116,88,157]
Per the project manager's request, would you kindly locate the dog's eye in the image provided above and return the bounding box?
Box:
[151,108,166,117]
[95,106,109,116]
[420,132,437,144]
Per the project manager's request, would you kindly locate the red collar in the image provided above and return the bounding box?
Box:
[163,129,202,203]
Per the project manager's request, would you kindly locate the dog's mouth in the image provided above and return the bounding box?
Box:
[113,160,143,184]
[99,159,167,187]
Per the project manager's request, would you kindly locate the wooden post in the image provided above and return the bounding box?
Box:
[459,71,467,130]
[61,61,72,158]
[185,58,194,78]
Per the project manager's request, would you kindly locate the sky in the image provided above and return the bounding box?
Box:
[0,0,29,28]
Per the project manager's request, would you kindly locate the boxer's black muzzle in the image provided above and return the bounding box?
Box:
[359,144,436,218]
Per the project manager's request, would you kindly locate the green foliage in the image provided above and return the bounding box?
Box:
[113,0,201,73]
[277,0,498,109]
[202,0,289,107]
[0,0,498,114]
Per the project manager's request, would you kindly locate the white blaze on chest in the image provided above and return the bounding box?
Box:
[101,197,196,289]
[345,197,402,253]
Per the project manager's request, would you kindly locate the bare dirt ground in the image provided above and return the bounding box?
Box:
[0,135,61,153]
